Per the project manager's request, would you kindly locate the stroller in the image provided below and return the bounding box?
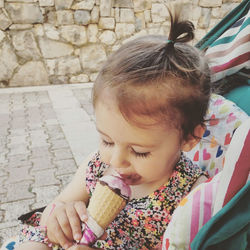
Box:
[162,0,250,249]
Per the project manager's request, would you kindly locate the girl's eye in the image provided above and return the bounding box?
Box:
[131,149,151,158]
[102,139,114,147]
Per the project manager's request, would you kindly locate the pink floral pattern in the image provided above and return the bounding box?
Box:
[86,152,207,249]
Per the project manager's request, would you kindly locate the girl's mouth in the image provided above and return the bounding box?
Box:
[119,173,142,185]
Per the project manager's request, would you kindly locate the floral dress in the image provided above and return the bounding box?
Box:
[86,152,206,249]
[3,152,205,250]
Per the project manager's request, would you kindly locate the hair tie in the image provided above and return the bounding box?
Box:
[166,39,174,44]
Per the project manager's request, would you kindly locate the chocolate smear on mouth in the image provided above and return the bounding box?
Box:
[99,180,129,201]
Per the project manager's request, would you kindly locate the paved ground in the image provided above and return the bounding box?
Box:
[0,83,99,246]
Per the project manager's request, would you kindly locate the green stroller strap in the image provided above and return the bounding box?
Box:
[195,0,250,50]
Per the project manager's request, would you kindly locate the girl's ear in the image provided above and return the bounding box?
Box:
[181,124,205,152]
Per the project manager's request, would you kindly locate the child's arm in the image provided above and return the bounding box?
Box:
[40,153,94,249]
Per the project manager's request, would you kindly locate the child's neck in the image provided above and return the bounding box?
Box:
[130,177,170,199]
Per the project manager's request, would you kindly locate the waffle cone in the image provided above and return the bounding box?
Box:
[87,182,127,229]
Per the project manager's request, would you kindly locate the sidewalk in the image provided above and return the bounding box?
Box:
[0,83,99,246]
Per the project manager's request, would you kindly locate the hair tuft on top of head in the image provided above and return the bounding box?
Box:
[167,6,195,44]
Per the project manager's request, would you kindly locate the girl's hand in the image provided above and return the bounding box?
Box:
[46,201,88,249]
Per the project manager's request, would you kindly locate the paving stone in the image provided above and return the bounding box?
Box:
[0,176,8,192]
[54,159,77,175]
[52,148,74,161]
[32,169,60,187]
[0,225,20,246]
[11,110,26,117]
[7,143,30,156]
[9,128,29,137]
[30,146,53,159]
[30,157,55,171]
[0,199,34,222]
[3,181,35,202]
[0,210,4,222]
[50,138,69,150]
[7,166,32,183]
[8,135,27,145]
[7,155,29,168]
[32,185,60,209]
[10,121,27,130]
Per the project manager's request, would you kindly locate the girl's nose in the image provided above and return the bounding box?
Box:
[110,148,130,169]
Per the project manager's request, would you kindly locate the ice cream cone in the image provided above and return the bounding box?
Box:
[87,181,127,229]
[79,175,131,246]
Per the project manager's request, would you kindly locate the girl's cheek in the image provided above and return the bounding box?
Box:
[99,144,111,165]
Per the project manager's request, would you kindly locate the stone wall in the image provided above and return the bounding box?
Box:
[0,0,241,87]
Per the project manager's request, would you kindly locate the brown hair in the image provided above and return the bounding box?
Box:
[93,9,211,140]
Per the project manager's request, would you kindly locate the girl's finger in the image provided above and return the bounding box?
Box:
[48,218,72,249]
[56,209,74,242]
[74,201,88,222]
[66,204,82,242]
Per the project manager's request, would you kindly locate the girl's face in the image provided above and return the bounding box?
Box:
[95,99,189,190]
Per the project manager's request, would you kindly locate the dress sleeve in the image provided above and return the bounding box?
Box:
[85,152,108,196]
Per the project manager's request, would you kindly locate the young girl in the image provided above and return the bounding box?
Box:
[14,10,210,250]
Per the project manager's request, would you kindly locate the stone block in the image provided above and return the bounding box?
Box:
[144,9,151,23]
[5,3,43,24]
[74,10,91,25]
[134,0,151,12]
[80,44,107,71]
[60,25,87,46]
[0,9,12,30]
[72,0,95,10]
[39,0,54,7]
[100,0,112,16]
[45,59,57,75]
[87,24,98,43]
[0,30,5,42]
[91,5,99,23]
[198,7,211,29]
[55,0,73,10]
[135,12,146,31]
[10,61,49,87]
[39,38,74,58]
[44,23,60,40]
[11,30,41,60]
[56,10,74,25]
[58,57,81,75]
[114,7,119,22]
[151,3,168,23]
[9,24,33,30]
[120,8,135,23]
[199,0,222,7]
[47,10,57,24]
[113,0,133,8]
[115,23,135,39]
[0,42,18,82]
[211,3,238,18]
[99,30,116,45]
[99,17,115,29]
[70,74,89,83]
[33,24,44,36]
